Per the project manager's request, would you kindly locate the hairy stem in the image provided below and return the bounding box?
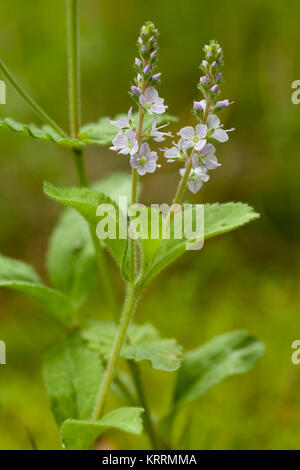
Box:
[67,0,119,320]
[66,0,81,138]
[92,286,139,420]
[0,59,67,137]
[128,360,158,449]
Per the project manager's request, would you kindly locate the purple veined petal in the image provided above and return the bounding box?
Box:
[109,117,128,129]
[151,103,167,114]
[180,139,193,150]
[194,139,207,152]
[126,128,137,140]
[207,114,220,130]
[192,154,200,168]
[178,126,195,140]
[145,161,157,173]
[139,95,147,107]
[212,128,229,142]
[147,151,158,162]
[140,142,150,156]
[195,124,207,139]
[164,147,180,159]
[119,148,130,155]
[200,143,215,156]
[131,141,139,155]
[188,179,203,194]
[130,155,139,167]
[112,133,128,147]
[137,166,147,176]
[145,86,158,102]
[199,99,207,111]
[202,155,221,170]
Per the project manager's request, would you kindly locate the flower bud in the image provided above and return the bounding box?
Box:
[193,100,203,112]
[152,73,162,81]
[211,84,219,93]
[144,64,151,74]
[131,86,141,96]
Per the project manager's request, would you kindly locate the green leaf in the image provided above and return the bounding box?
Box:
[92,172,133,204]
[82,321,182,372]
[173,330,265,407]
[79,112,177,146]
[60,407,144,450]
[0,254,76,326]
[44,182,126,265]
[204,202,260,239]
[0,118,83,149]
[139,203,259,288]
[47,209,96,307]
[42,335,104,427]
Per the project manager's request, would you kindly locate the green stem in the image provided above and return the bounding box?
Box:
[67,0,119,321]
[66,0,81,138]
[92,286,139,420]
[0,59,67,137]
[128,360,158,449]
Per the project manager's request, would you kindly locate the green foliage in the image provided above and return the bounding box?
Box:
[0,118,82,149]
[204,203,260,240]
[47,209,96,307]
[60,407,144,450]
[44,182,126,265]
[82,321,183,372]
[42,335,104,427]
[173,330,265,407]
[79,113,178,146]
[139,203,259,288]
[0,254,76,326]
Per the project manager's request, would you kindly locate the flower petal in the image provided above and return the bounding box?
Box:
[178,126,194,140]
[212,128,229,142]
[195,124,207,139]
[207,114,220,130]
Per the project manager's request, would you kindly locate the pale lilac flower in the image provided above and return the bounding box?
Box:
[200,76,209,84]
[130,142,159,175]
[139,87,167,114]
[211,84,219,93]
[177,124,207,151]
[193,101,204,112]
[216,72,222,81]
[151,115,172,142]
[110,129,138,155]
[179,166,210,194]
[135,58,142,67]
[109,107,134,130]
[131,86,141,96]
[207,114,234,142]
[162,139,186,162]
[192,143,221,170]
[144,64,151,74]
[152,73,162,81]
[150,50,158,59]
[215,99,230,108]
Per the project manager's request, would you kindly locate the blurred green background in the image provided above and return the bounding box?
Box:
[0,0,300,450]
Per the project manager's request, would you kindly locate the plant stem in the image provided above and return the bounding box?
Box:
[66,0,81,138]
[67,0,119,321]
[92,286,139,420]
[0,59,67,137]
[172,156,193,207]
[128,360,158,449]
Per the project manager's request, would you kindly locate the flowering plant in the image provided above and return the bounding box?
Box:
[0,3,264,450]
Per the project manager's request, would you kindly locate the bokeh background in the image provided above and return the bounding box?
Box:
[0,0,300,450]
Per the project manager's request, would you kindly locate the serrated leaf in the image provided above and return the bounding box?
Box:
[43,335,104,427]
[0,254,76,325]
[47,209,96,307]
[82,321,182,372]
[79,112,177,146]
[0,118,83,149]
[204,202,260,239]
[139,203,259,288]
[173,330,265,407]
[60,407,144,450]
[44,182,127,265]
